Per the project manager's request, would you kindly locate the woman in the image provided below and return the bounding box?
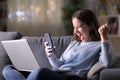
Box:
[2,9,115,80]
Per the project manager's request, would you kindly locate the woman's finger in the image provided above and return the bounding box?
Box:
[44,41,48,46]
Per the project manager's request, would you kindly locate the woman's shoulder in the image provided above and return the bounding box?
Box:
[69,40,78,45]
[70,40,112,46]
[70,40,101,45]
[68,40,81,47]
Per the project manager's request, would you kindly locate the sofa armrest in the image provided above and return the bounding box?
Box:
[100,69,120,80]
[87,62,104,80]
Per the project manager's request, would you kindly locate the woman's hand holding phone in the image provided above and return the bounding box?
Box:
[44,41,55,57]
[44,33,55,57]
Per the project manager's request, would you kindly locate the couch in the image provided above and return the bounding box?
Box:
[0,31,120,80]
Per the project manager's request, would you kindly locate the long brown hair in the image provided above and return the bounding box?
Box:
[72,9,100,41]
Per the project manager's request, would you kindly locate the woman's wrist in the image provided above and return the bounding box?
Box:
[46,53,53,57]
[100,34,108,42]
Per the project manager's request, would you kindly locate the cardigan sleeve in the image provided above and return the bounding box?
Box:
[99,41,115,67]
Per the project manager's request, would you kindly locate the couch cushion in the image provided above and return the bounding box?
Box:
[0,31,22,80]
[100,69,120,80]
[87,62,104,80]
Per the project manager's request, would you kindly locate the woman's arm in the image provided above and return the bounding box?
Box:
[44,41,76,69]
[98,23,115,67]
[47,54,64,69]
[44,41,64,69]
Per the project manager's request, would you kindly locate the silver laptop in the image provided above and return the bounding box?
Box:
[1,39,51,72]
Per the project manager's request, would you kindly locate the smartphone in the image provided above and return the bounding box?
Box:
[44,33,55,53]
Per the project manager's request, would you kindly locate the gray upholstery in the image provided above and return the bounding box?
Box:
[100,69,120,80]
[87,62,104,80]
[99,55,120,80]
[0,31,22,80]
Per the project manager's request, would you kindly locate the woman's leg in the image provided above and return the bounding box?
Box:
[2,65,26,80]
[27,68,66,80]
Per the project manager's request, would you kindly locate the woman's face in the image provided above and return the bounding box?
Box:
[72,17,91,42]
